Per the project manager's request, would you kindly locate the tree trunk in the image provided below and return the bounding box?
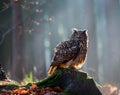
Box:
[104,0,120,84]
[11,0,24,81]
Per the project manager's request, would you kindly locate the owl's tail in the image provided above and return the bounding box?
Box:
[48,66,57,75]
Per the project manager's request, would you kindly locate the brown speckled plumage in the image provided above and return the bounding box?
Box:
[48,28,88,75]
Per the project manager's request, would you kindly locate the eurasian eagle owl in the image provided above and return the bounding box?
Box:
[48,28,88,75]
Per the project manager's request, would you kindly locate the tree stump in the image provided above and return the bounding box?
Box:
[36,68,102,95]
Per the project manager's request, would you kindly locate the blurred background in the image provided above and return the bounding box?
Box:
[0,0,120,88]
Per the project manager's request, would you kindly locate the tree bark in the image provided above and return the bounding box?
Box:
[11,0,24,81]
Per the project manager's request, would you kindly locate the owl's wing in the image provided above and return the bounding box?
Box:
[51,40,80,66]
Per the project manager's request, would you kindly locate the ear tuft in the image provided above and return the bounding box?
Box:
[83,29,87,33]
[72,28,78,32]
[82,29,88,35]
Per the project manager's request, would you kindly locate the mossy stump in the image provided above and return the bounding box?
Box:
[36,68,102,95]
[0,68,102,95]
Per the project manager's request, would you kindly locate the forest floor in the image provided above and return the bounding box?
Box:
[0,83,62,94]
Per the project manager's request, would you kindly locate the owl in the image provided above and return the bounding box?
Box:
[48,28,88,75]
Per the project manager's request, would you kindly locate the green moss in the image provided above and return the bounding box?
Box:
[20,83,32,88]
[0,84,19,90]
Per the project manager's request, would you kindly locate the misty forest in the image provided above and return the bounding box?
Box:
[0,0,120,95]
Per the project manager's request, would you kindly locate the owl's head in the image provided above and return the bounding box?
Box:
[70,28,88,41]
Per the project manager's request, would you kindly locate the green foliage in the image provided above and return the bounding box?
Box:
[23,72,33,83]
